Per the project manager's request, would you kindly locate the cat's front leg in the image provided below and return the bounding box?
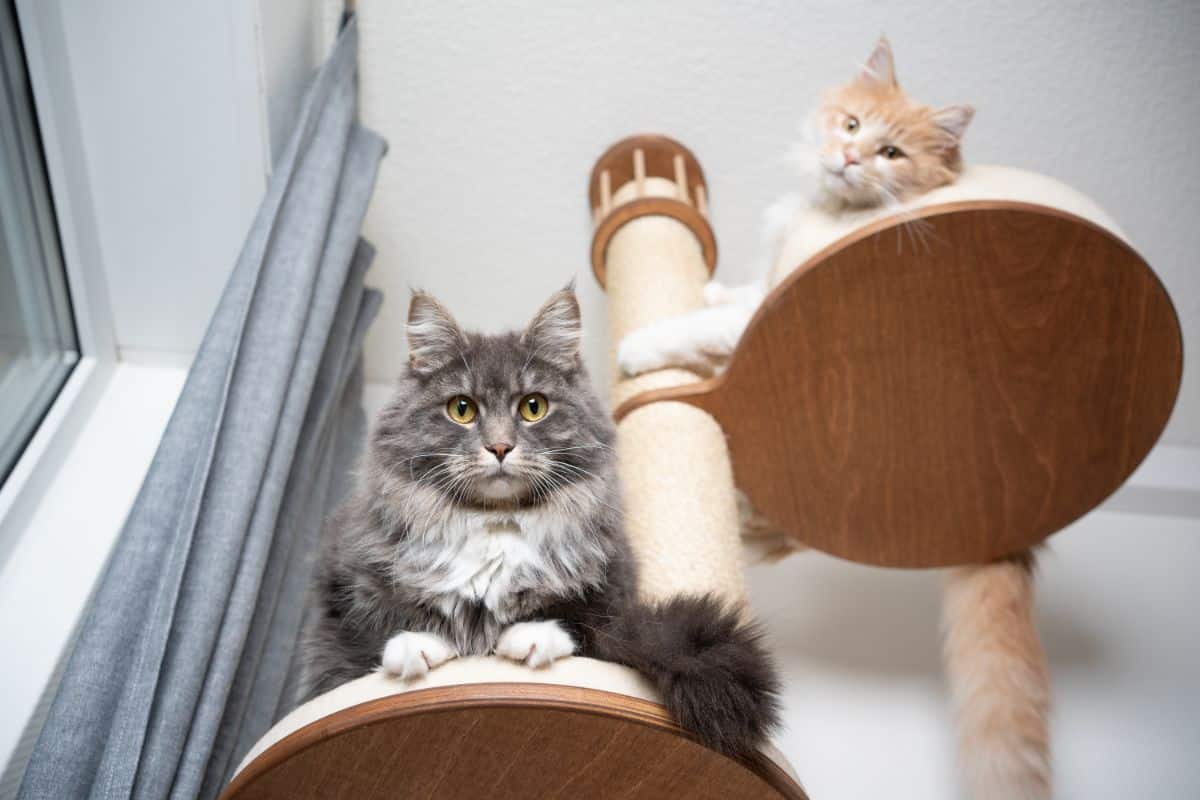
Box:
[703,280,737,306]
[617,304,755,377]
[704,279,766,308]
[380,631,459,680]
[495,620,576,668]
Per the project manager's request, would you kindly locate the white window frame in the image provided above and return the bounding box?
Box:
[0,0,120,563]
[0,0,327,560]
[0,0,326,780]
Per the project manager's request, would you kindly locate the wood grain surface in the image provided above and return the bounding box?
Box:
[220,683,807,800]
[615,202,1182,568]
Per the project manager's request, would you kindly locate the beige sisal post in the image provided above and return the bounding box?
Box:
[588,135,745,608]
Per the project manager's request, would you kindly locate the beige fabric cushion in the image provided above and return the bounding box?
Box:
[770,164,1125,286]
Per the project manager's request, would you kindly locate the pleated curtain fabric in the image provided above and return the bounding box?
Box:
[18,17,384,800]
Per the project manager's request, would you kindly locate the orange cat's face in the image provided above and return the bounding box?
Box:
[811,38,974,208]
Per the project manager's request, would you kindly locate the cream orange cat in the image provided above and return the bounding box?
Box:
[617,37,973,377]
[618,39,1052,800]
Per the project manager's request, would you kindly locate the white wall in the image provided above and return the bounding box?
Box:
[749,509,1200,799]
[43,0,327,365]
[49,0,269,362]
[337,0,1200,445]
[257,0,326,167]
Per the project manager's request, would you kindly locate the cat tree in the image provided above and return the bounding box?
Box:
[607,150,1181,567]
[592,132,1181,798]
[222,133,1179,800]
[219,139,806,800]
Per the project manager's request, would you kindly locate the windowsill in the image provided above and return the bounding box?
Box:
[0,361,185,773]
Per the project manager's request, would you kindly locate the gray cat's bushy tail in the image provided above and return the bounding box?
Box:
[592,594,781,758]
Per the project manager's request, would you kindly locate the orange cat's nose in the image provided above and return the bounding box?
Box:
[843,149,860,166]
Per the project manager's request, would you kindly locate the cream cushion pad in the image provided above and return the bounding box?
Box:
[771,164,1126,287]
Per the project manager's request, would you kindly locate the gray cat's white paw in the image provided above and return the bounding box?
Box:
[381,631,458,680]
[495,620,576,668]
[617,330,665,377]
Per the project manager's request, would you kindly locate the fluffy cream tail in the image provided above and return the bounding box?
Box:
[943,552,1051,799]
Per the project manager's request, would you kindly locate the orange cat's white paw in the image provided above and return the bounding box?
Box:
[495,620,576,668]
[703,280,735,306]
[617,329,667,376]
[381,631,458,680]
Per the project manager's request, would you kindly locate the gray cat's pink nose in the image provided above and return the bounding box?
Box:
[486,443,512,462]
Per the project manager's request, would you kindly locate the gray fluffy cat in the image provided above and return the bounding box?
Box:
[299,286,779,757]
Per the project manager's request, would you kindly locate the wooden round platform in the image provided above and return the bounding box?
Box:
[222,660,806,800]
[615,201,1182,568]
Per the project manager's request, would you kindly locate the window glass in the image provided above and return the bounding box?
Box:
[0,2,78,484]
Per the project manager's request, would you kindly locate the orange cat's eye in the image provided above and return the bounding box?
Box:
[845,116,859,132]
[880,145,904,160]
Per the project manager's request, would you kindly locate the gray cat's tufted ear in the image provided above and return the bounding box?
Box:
[859,36,898,87]
[407,290,467,374]
[522,284,582,369]
[930,104,976,142]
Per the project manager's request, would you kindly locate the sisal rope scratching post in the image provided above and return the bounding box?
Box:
[588,134,745,608]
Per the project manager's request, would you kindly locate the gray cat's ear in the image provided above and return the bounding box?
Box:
[522,284,582,369]
[859,37,898,87]
[931,104,975,142]
[407,291,467,374]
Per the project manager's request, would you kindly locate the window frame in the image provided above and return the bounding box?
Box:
[0,0,81,489]
[0,0,120,563]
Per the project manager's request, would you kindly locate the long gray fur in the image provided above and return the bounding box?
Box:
[299,286,780,757]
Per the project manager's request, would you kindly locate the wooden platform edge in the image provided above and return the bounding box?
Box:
[613,198,1183,422]
[220,682,808,800]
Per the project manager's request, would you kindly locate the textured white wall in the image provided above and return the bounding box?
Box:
[258,0,326,165]
[337,0,1200,444]
[44,0,329,364]
[50,0,269,361]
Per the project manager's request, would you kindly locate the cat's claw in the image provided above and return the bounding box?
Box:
[381,631,458,680]
[495,620,576,668]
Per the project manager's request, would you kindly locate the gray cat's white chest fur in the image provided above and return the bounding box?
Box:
[390,481,613,633]
[406,508,558,622]
[438,515,541,614]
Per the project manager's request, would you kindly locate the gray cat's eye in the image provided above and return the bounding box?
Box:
[519,393,549,422]
[446,395,478,424]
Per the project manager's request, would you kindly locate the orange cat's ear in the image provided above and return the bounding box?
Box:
[930,105,976,143]
[859,37,897,87]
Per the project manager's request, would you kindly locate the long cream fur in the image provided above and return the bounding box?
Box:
[942,551,1051,799]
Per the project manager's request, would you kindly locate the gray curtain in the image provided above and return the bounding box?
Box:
[17,17,384,800]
